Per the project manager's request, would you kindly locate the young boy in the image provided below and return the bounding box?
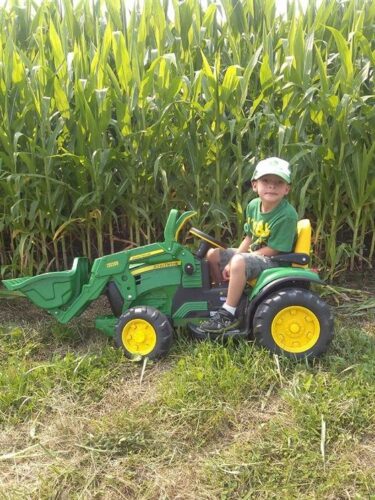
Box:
[200,157,298,333]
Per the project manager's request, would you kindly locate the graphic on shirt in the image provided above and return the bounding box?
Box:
[252,220,270,238]
[247,218,271,250]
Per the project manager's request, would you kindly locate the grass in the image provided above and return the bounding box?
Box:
[0,298,374,498]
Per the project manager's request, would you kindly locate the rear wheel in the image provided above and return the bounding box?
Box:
[116,306,174,360]
[252,288,334,359]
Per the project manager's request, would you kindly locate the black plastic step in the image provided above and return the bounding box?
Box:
[188,322,249,341]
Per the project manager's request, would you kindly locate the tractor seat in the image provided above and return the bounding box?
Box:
[291,219,312,266]
[248,219,312,287]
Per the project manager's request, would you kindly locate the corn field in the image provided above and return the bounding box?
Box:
[0,0,374,279]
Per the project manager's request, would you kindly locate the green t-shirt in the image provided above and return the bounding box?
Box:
[244,198,298,252]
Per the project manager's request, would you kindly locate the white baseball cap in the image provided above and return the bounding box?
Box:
[251,157,291,183]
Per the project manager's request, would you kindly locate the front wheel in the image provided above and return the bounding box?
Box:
[252,288,334,359]
[115,306,174,360]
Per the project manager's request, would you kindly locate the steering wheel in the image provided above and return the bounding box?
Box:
[189,227,227,258]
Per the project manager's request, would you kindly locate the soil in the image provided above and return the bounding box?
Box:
[335,268,375,293]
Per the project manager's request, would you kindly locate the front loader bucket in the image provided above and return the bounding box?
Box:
[2,257,89,310]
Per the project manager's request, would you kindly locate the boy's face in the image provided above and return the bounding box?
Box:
[251,174,290,207]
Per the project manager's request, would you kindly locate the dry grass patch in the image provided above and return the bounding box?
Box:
[0,298,374,498]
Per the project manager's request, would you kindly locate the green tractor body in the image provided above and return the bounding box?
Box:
[3,209,334,360]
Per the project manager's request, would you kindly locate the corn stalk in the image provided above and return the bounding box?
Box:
[0,0,374,279]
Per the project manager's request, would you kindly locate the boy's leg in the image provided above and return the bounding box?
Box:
[225,254,247,308]
[207,247,236,284]
[242,253,278,281]
[200,253,277,333]
[223,253,275,310]
[206,248,222,283]
[199,253,244,333]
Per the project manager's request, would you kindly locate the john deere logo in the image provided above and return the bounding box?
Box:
[106,261,119,269]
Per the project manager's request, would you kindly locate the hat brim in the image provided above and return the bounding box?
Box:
[251,169,291,183]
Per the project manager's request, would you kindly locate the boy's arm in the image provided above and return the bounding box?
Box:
[236,237,280,257]
[251,246,280,257]
[236,235,252,253]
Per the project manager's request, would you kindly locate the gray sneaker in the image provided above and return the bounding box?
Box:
[200,308,240,333]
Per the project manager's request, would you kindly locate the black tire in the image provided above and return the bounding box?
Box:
[115,306,174,360]
[252,288,334,359]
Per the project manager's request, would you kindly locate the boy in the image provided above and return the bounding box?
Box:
[200,157,298,333]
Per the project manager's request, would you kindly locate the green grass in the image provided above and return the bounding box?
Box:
[0,299,374,498]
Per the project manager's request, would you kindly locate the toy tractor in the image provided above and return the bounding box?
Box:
[2,209,334,360]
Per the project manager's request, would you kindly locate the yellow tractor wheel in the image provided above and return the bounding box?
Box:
[252,288,334,358]
[116,306,173,360]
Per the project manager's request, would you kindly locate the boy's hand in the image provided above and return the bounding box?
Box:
[222,264,230,281]
[253,246,279,257]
